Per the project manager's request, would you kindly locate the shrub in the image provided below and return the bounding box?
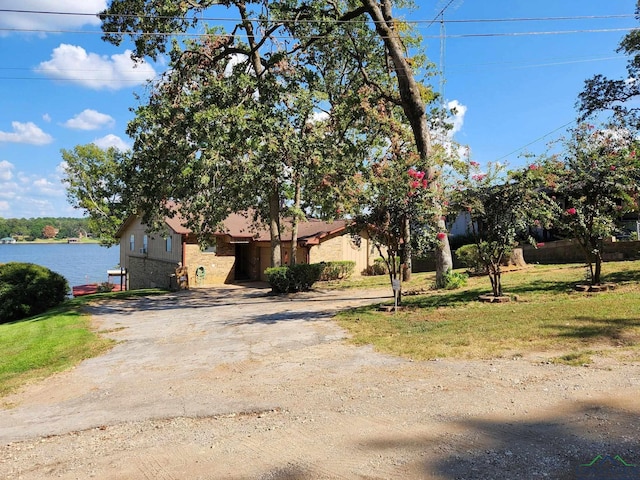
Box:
[319,261,355,281]
[0,262,69,323]
[97,282,114,293]
[440,270,468,290]
[265,263,324,293]
[455,244,486,274]
[363,257,392,276]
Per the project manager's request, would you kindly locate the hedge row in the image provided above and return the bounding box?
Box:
[265,261,356,293]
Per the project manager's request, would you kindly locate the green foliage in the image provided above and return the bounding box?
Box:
[578,3,640,126]
[455,244,486,274]
[364,257,392,276]
[265,263,324,293]
[439,270,468,290]
[319,261,355,281]
[541,123,640,284]
[451,162,545,296]
[96,282,115,293]
[61,144,128,246]
[0,217,92,240]
[0,263,69,324]
[100,0,453,284]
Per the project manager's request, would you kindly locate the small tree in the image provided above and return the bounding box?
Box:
[42,225,58,239]
[352,158,439,302]
[62,144,128,246]
[452,162,545,297]
[542,123,639,285]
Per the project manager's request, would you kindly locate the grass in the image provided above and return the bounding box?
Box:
[0,289,163,399]
[336,261,640,365]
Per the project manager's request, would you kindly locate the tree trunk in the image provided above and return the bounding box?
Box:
[268,187,282,268]
[506,247,527,268]
[402,215,411,281]
[434,214,454,287]
[241,1,282,268]
[290,174,301,266]
[593,253,602,285]
[362,0,453,285]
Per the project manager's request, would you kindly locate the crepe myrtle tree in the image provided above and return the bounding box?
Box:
[452,161,546,298]
[541,123,640,285]
[351,156,441,303]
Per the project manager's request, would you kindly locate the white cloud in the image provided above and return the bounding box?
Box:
[38,44,156,90]
[42,113,52,123]
[0,121,53,145]
[224,54,249,77]
[93,134,130,151]
[33,177,64,196]
[0,164,71,218]
[64,109,115,130]
[0,160,14,181]
[446,100,467,137]
[309,111,329,124]
[0,1,107,34]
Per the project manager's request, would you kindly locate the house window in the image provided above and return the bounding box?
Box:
[143,235,148,254]
[130,234,135,251]
[165,236,172,252]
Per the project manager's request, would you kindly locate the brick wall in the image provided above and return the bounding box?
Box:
[184,241,236,286]
[128,256,177,290]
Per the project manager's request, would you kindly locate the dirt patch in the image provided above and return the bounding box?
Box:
[1,285,639,479]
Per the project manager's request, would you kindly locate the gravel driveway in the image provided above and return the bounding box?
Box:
[1,284,640,479]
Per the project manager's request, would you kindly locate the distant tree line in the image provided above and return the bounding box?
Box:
[0,217,93,241]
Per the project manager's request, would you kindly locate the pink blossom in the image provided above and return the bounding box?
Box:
[610,165,616,171]
[436,232,447,241]
[410,180,421,189]
[415,170,425,180]
[472,173,487,181]
[470,161,480,167]
[566,207,577,215]
[631,151,637,158]
[422,179,429,188]
[407,168,417,178]
[529,164,539,170]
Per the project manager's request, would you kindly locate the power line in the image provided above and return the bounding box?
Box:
[1,26,638,40]
[494,119,576,163]
[0,8,635,26]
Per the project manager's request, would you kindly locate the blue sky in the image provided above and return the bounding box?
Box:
[0,0,637,219]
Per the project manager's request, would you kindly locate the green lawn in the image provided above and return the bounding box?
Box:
[336,261,640,365]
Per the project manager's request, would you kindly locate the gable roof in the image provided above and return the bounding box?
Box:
[117,210,348,246]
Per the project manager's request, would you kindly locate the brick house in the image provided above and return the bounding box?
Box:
[115,212,379,290]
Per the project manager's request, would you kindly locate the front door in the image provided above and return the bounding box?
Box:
[234,244,251,281]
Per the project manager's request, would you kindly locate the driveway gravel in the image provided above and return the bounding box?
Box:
[1,284,639,479]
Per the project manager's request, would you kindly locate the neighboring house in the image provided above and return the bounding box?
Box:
[0,237,16,244]
[116,212,379,290]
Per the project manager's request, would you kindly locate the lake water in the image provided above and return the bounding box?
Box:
[0,243,120,288]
